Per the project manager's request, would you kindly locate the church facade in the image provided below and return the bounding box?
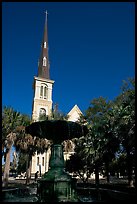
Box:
[31,13,82,176]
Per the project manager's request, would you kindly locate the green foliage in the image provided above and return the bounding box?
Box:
[113,77,135,152]
[17,152,28,174]
[68,77,135,184]
[2,106,31,146]
[2,106,21,145]
[66,153,84,173]
[66,135,95,182]
[2,106,31,186]
[111,78,135,185]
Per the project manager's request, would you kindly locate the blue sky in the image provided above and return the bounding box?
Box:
[2,2,135,118]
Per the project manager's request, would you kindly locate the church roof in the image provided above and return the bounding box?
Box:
[67,104,83,122]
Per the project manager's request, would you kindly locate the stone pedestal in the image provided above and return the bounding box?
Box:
[37,144,77,202]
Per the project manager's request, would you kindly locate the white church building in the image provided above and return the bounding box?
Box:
[31,12,83,176]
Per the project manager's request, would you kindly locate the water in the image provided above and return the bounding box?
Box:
[2,187,38,202]
[2,186,135,202]
[3,194,38,202]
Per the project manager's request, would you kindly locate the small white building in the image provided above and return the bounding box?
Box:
[67,105,83,122]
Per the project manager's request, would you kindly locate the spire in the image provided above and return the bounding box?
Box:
[44,10,48,44]
[38,11,50,79]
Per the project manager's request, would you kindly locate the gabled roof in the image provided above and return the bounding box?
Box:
[67,104,83,122]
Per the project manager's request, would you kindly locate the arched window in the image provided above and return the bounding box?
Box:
[43,57,46,66]
[40,84,48,99]
[39,108,46,116]
[39,108,47,121]
[40,86,43,97]
[44,86,47,98]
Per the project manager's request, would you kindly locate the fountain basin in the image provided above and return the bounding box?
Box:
[37,144,78,202]
[25,120,88,144]
[25,120,88,202]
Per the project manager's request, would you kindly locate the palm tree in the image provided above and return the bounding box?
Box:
[2,106,25,187]
[15,127,34,184]
[15,125,51,184]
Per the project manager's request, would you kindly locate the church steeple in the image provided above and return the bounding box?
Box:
[32,11,54,122]
[38,11,50,79]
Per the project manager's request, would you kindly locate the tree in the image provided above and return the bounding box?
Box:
[10,151,17,175]
[82,97,118,184]
[15,125,51,184]
[2,106,29,187]
[71,96,122,186]
[17,152,28,175]
[15,127,34,184]
[66,152,87,182]
[112,77,135,186]
[81,77,135,186]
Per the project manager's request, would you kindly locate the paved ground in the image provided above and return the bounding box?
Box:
[2,176,136,202]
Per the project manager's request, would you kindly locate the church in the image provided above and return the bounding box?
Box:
[31,12,83,175]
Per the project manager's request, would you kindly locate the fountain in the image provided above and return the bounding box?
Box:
[25,120,88,202]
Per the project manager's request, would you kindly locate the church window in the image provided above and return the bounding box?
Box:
[42,157,44,166]
[37,157,39,165]
[43,57,46,66]
[40,86,43,97]
[39,108,47,121]
[44,86,47,98]
[39,108,46,116]
[44,42,46,48]
[40,84,48,99]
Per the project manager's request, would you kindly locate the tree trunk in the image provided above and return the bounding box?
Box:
[26,155,32,185]
[116,171,119,178]
[2,145,12,187]
[95,164,99,187]
[126,149,134,187]
[105,162,110,183]
[29,159,32,180]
